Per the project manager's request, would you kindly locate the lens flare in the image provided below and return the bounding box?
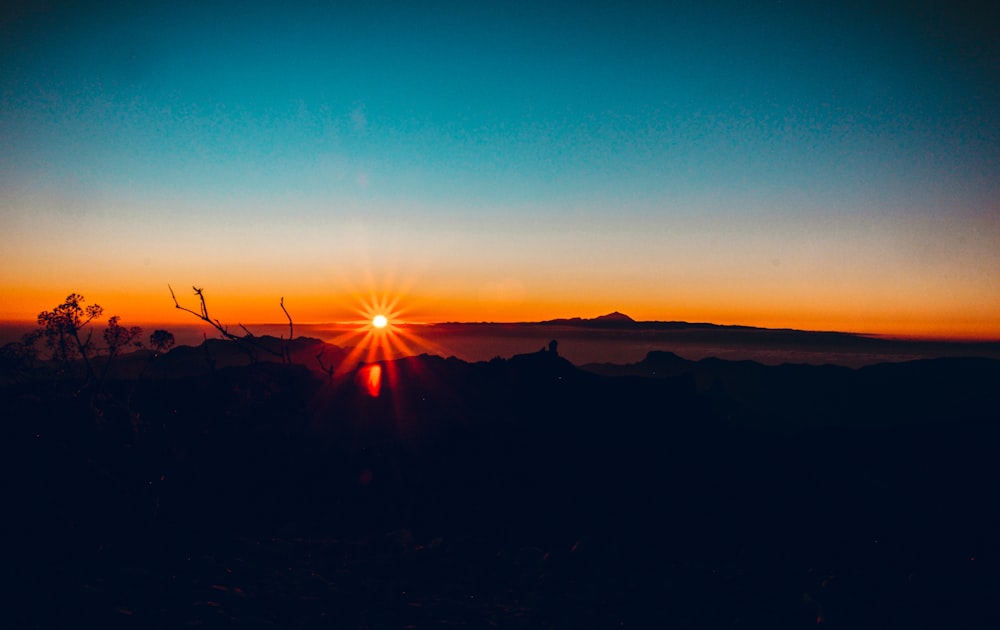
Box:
[360,364,382,397]
[321,290,455,429]
[326,293,447,377]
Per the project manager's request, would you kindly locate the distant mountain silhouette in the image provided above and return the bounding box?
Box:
[419,317,1000,368]
[539,311,639,327]
[507,312,837,335]
[534,315,868,339]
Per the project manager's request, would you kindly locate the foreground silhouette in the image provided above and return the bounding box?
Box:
[2,338,999,628]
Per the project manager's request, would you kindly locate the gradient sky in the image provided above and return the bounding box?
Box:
[2,0,999,338]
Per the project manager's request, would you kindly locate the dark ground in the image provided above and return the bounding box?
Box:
[2,344,999,628]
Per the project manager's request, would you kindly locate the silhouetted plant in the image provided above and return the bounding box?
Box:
[130,329,176,407]
[235,296,294,365]
[280,296,293,364]
[149,329,175,355]
[0,330,42,381]
[169,285,291,364]
[316,347,336,381]
[104,316,143,357]
[37,293,103,378]
[99,315,143,383]
[135,329,175,379]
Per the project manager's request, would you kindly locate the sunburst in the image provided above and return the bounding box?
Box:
[325,292,449,398]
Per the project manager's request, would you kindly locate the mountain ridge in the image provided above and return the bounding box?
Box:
[432,313,848,335]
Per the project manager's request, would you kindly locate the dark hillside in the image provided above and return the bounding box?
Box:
[2,342,998,627]
[585,351,1000,430]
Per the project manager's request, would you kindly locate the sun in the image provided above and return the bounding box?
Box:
[324,291,448,380]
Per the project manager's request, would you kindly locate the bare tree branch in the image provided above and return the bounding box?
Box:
[168,284,290,365]
[280,297,293,339]
[169,285,206,320]
[170,284,256,363]
[280,297,293,364]
[316,349,335,381]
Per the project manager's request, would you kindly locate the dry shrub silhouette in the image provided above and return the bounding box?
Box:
[37,293,103,378]
[149,329,176,355]
[6,293,163,387]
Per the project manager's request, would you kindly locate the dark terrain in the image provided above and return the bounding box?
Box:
[2,335,999,628]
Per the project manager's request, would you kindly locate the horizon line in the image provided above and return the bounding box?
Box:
[2,316,998,345]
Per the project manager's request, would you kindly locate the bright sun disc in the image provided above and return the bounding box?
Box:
[372,314,388,329]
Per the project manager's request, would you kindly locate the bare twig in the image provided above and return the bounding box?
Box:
[168,284,290,365]
[316,349,335,381]
[280,297,293,364]
[170,285,255,362]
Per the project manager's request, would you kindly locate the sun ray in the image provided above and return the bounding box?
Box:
[321,252,459,411]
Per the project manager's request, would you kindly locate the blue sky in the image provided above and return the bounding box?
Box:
[2,1,999,336]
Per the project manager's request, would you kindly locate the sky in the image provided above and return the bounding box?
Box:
[2,0,999,338]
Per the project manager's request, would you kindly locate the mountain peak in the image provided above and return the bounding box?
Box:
[538,311,638,327]
[593,311,635,322]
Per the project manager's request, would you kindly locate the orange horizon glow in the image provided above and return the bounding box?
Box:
[323,293,455,372]
[2,285,999,343]
[1,313,998,344]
